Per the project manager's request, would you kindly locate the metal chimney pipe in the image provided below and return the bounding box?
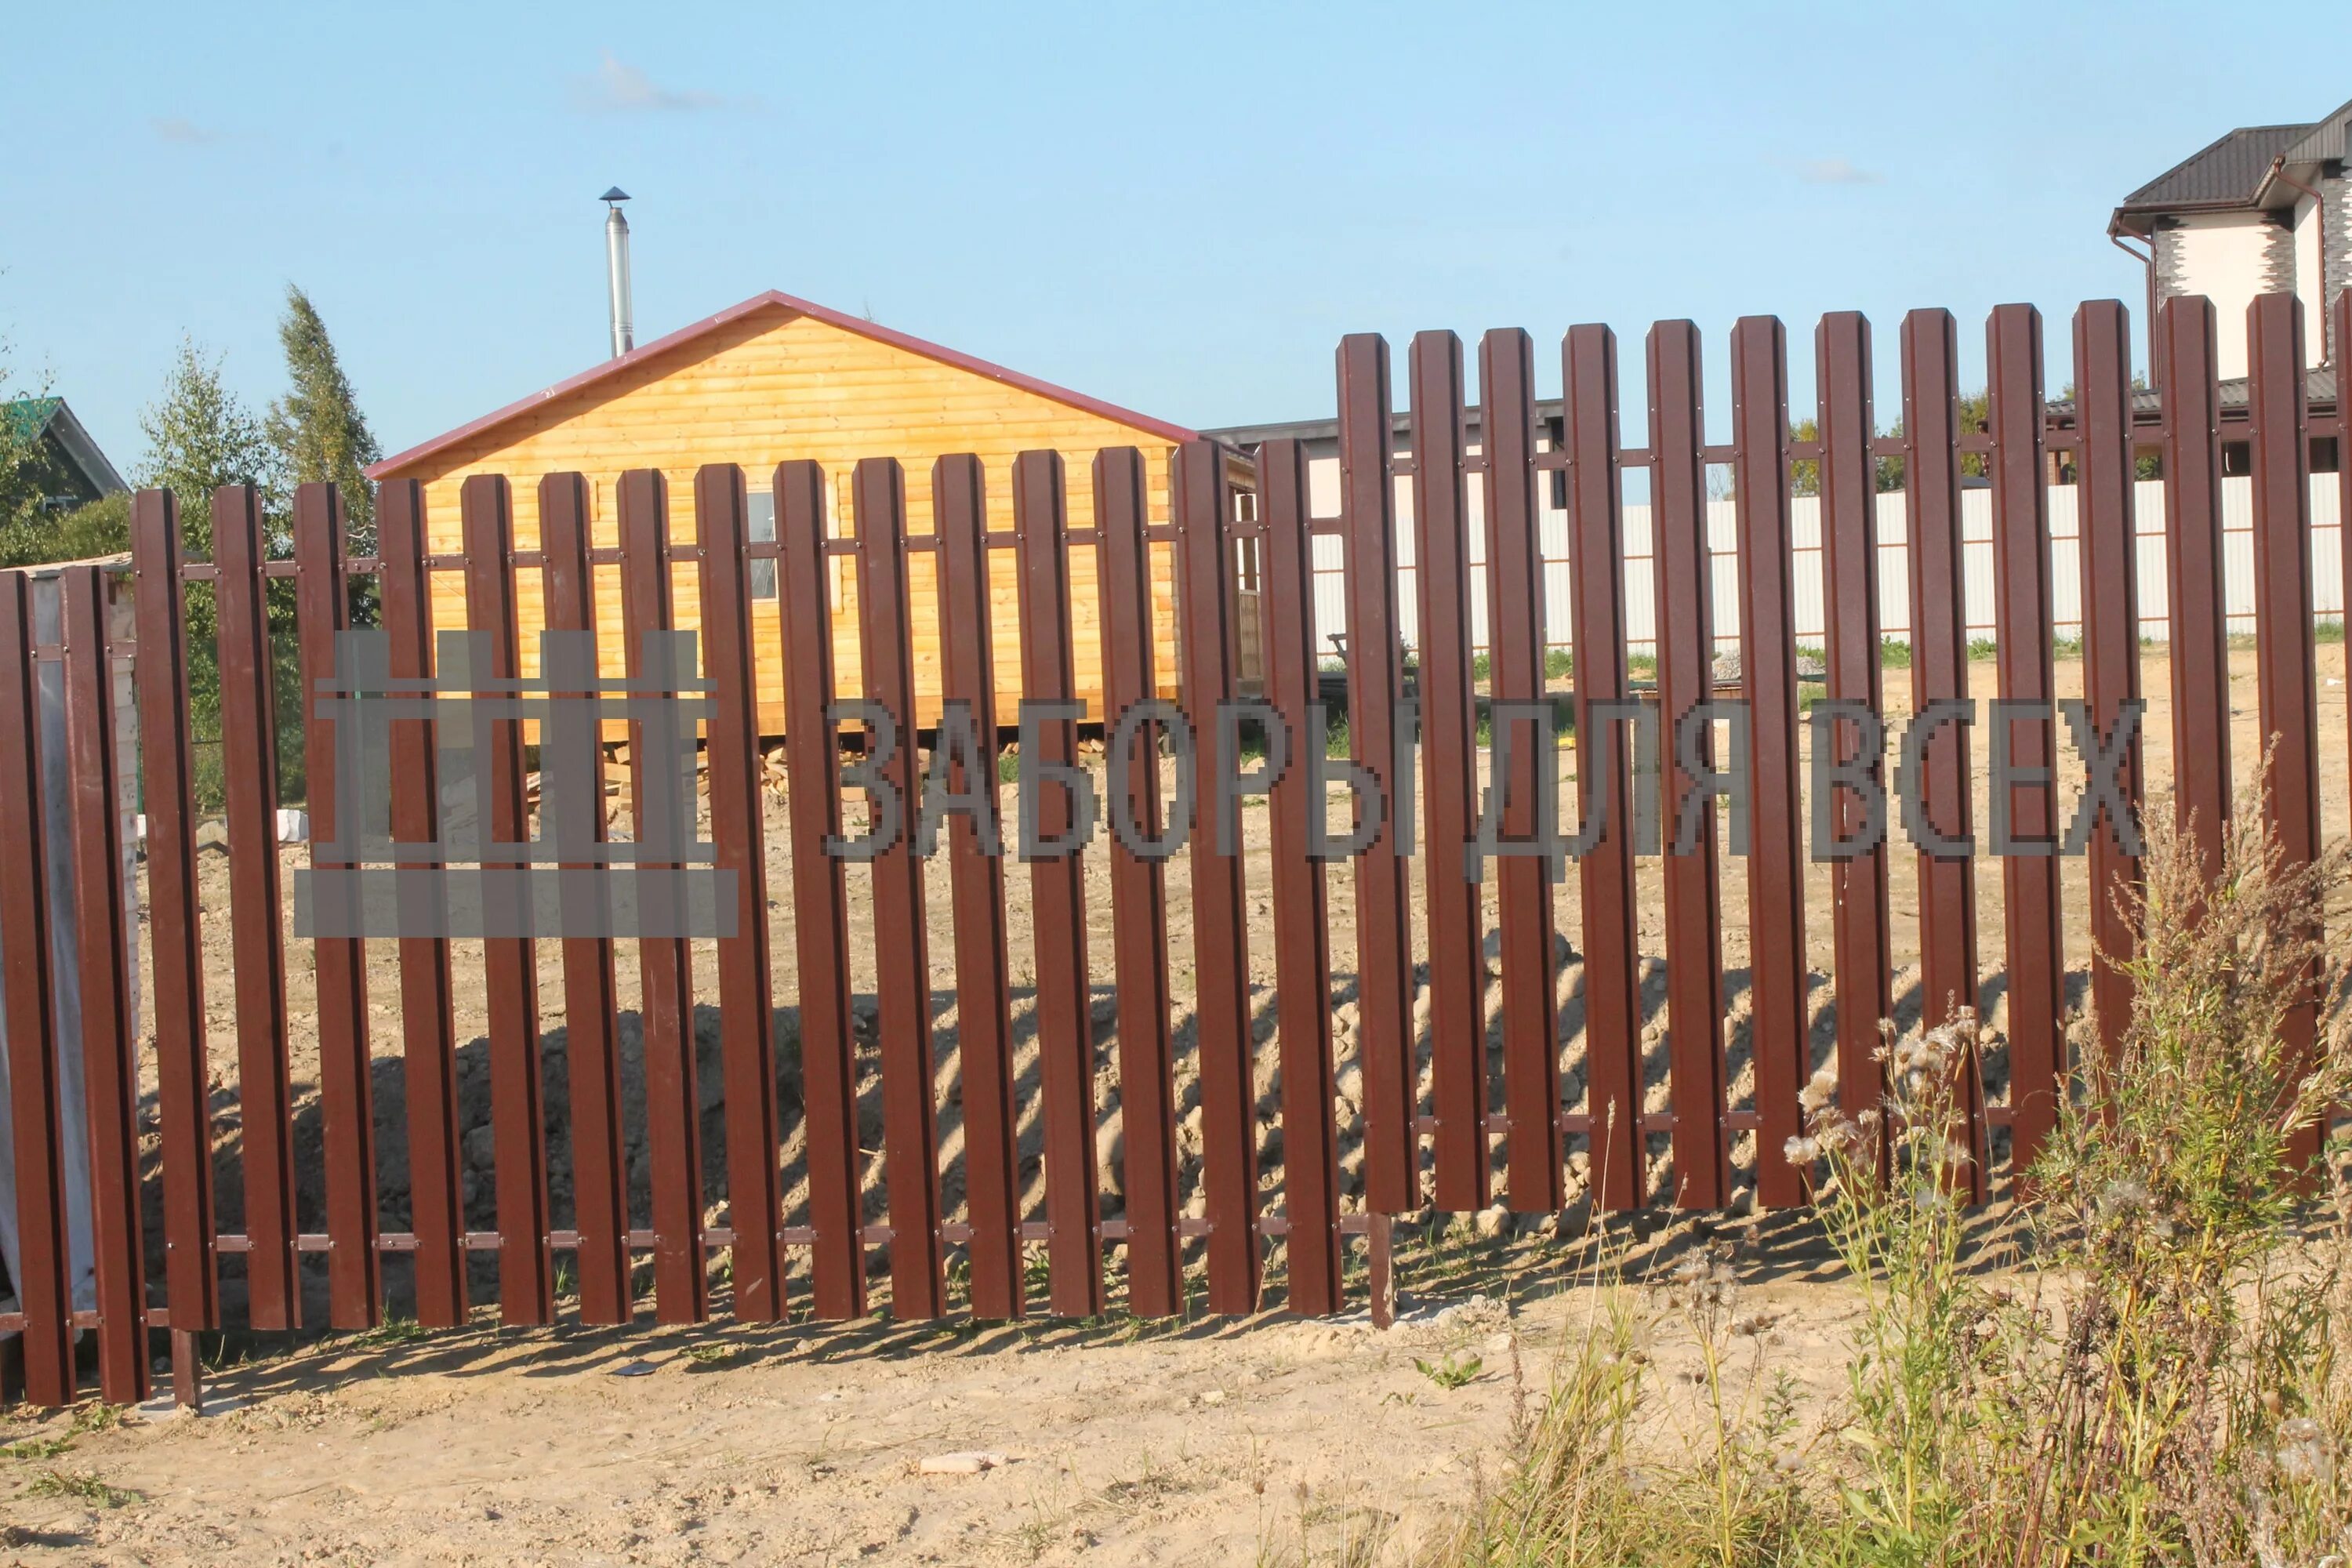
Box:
[601,187,633,358]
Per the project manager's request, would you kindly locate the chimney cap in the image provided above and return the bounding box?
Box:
[601,187,630,204]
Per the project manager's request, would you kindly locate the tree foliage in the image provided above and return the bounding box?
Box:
[1788,392,1991,498]
[0,296,379,809]
[0,492,129,567]
[0,414,48,536]
[138,336,292,800]
[140,336,279,559]
[0,329,132,563]
[264,285,379,557]
[0,332,63,540]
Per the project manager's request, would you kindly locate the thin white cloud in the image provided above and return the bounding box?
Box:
[151,116,222,146]
[1795,156,1885,186]
[571,52,724,113]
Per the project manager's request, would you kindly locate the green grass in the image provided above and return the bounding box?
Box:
[0,1438,72,1462]
[24,1468,138,1508]
[349,1316,430,1350]
[1414,1352,1484,1391]
[63,1405,124,1438]
[1461,650,1574,683]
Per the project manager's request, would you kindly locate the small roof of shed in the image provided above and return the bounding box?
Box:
[4,397,128,495]
[368,289,1200,479]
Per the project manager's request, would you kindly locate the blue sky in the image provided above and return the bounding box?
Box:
[8,2,2348,474]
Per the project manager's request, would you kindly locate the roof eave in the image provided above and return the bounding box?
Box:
[368,289,1201,480]
[2111,195,2278,232]
[44,402,127,495]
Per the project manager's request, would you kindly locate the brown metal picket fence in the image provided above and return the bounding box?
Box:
[2,290,2346,1414]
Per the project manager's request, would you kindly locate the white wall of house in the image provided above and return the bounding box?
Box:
[2296,192,2328,362]
[2165,212,2281,379]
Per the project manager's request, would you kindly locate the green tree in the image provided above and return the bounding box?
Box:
[0,493,129,567]
[0,401,48,537]
[1789,415,1821,497]
[1787,414,1911,496]
[1791,391,1990,498]
[0,333,132,565]
[140,336,278,557]
[140,338,296,806]
[264,285,379,557]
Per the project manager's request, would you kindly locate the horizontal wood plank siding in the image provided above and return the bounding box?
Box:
[382,304,1181,730]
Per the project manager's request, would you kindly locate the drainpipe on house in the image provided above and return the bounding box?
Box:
[2267,156,2330,365]
[2109,223,2158,389]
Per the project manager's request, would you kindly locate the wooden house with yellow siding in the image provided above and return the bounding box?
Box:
[367,289,1237,733]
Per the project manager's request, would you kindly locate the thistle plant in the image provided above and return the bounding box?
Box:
[2019,760,2352,1563]
[1789,1013,2009,1561]
[1417,760,2352,1568]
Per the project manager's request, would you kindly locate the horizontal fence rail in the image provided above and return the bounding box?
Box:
[1,289,2347,1408]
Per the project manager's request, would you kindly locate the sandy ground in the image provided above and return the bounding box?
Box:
[3,1220,1886,1566]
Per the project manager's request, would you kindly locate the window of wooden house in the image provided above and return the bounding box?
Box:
[747,488,778,600]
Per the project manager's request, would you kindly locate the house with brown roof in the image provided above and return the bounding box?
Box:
[368,290,1214,730]
[2111,96,2352,379]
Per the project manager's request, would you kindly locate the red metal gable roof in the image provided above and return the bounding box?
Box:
[366,289,1199,479]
